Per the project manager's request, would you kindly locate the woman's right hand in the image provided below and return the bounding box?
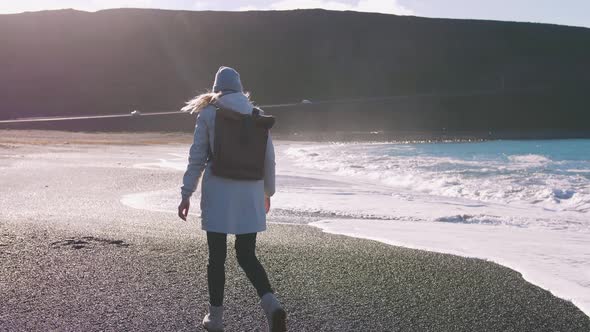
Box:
[265,195,271,214]
[178,198,190,221]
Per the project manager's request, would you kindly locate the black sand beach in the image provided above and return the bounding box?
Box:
[1,131,589,331]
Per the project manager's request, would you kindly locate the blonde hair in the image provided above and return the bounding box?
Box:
[181,91,222,114]
[181,91,252,114]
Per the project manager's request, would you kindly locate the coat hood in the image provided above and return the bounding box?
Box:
[214,92,253,115]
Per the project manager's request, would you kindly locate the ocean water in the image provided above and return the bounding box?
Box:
[284,140,590,216]
[123,139,590,316]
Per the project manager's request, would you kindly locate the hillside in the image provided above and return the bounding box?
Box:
[1,8,589,133]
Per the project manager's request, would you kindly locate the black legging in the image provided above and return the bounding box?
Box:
[207,232,273,306]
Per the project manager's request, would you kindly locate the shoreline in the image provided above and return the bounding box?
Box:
[120,196,590,317]
[1,131,589,330]
[120,188,590,317]
[4,129,587,317]
[309,219,590,317]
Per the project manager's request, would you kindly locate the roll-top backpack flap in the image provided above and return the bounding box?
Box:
[252,107,275,129]
[211,106,271,180]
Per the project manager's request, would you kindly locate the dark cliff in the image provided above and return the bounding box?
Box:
[1,8,589,133]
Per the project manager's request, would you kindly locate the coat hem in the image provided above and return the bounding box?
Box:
[201,223,267,235]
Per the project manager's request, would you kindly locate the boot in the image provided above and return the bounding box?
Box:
[202,304,224,332]
[260,293,287,332]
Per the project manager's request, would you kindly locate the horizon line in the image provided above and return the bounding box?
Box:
[1,7,588,30]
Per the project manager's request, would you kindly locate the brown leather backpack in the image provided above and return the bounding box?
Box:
[210,106,275,180]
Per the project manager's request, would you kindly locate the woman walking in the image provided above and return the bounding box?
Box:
[178,66,286,332]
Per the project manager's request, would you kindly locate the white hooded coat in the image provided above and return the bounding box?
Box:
[181,92,276,234]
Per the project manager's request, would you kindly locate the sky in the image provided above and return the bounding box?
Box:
[0,0,588,28]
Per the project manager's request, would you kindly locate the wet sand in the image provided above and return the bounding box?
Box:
[1,130,588,331]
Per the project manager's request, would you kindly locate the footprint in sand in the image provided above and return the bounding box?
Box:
[50,236,130,250]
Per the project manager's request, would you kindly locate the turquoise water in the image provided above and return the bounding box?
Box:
[286,139,590,212]
[383,139,590,180]
[392,139,590,162]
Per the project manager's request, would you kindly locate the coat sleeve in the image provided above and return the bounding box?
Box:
[181,111,210,200]
[264,134,276,197]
